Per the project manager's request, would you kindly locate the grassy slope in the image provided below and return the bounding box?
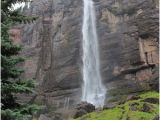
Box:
[73,91,159,120]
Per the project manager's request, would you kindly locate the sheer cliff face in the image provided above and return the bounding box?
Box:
[15,0,158,108]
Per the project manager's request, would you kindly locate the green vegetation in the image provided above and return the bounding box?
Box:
[139,91,159,99]
[1,0,41,120]
[73,91,159,120]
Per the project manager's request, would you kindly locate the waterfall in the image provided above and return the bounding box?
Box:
[82,0,106,108]
[64,97,70,109]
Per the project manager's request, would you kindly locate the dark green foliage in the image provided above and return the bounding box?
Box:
[1,104,41,120]
[1,1,41,120]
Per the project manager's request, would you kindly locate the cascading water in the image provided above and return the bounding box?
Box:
[82,0,106,108]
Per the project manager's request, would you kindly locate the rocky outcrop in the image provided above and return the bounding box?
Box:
[75,91,159,120]
[73,102,95,118]
[12,0,159,113]
[143,98,159,104]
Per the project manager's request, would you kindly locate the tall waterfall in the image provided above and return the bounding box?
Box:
[82,0,106,107]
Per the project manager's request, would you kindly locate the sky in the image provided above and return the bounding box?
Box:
[11,2,30,10]
[12,2,25,10]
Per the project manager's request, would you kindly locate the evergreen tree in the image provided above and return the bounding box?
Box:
[1,1,40,120]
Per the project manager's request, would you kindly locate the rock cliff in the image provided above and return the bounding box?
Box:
[11,0,159,112]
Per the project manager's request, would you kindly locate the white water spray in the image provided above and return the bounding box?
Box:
[82,0,106,108]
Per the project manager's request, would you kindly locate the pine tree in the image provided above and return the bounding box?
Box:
[1,1,41,120]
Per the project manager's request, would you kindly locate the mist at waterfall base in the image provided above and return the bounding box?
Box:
[81,0,106,108]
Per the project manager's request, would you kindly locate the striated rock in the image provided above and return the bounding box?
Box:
[96,0,159,105]
[18,0,83,110]
[13,0,159,112]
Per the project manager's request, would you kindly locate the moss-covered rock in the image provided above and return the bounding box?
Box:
[72,91,159,120]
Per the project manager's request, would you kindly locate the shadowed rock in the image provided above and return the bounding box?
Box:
[73,102,95,118]
[143,98,159,104]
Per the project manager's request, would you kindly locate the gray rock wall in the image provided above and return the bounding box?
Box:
[14,0,159,109]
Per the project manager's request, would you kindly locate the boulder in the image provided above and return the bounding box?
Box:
[143,98,159,104]
[73,102,95,118]
[73,109,87,119]
[142,103,151,112]
[129,102,139,111]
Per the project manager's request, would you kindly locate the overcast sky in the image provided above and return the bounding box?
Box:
[11,2,30,10]
[12,2,25,10]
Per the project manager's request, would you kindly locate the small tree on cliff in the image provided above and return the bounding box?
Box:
[1,1,40,120]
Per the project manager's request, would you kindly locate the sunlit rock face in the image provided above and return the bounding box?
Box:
[15,0,158,110]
